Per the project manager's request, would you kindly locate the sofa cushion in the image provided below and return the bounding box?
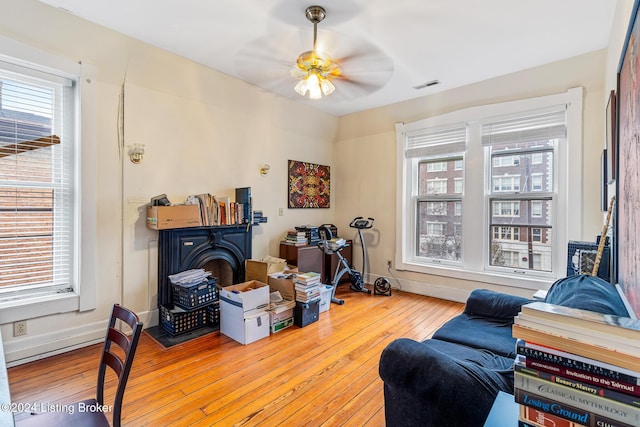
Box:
[545,275,629,316]
[431,289,532,357]
[464,288,532,319]
[432,313,519,358]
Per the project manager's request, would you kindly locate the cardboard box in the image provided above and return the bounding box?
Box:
[271,316,294,333]
[245,257,287,282]
[219,280,270,312]
[220,302,270,345]
[267,273,296,302]
[318,285,333,313]
[146,205,202,230]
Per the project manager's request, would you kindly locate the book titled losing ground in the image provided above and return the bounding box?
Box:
[521,302,640,339]
[515,389,635,427]
[514,371,640,425]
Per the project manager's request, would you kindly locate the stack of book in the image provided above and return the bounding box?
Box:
[282,230,308,246]
[294,272,321,303]
[512,301,640,427]
[186,189,253,226]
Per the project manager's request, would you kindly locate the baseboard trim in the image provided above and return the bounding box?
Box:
[5,309,155,367]
[366,273,470,303]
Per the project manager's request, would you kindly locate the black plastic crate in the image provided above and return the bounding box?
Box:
[294,299,320,327]
[172,278,218,309]
[207,301,220,327]
[160,304,208,336]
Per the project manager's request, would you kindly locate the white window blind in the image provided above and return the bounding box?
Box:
[481,107,566,147]
[0,64,75,294]
[405,123,467,158]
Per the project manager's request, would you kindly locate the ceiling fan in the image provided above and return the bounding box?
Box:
[291,5,340,99]
[234,4,394,103]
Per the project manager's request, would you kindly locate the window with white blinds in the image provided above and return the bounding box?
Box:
[482,107,566,274]
[396,88,582,289]
[0,62,76,296]
[405,123,467,263]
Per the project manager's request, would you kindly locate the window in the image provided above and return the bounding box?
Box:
[531,174,543,191]
[0,45,95,320]
[397,88,581,288]
[408,124,466,263]
[0,63,76,297]
[531,201,543,218]
[493,175,520,192]
[485,110,560,273]
[425,178,447,194]
[493,226,520,241]
[454,178,463,194]
[427,161,447,172]
[426,202,447,216]
[532,228,542,242]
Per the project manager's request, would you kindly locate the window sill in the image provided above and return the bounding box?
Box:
[399,260,557,291]
[0,292,79,324]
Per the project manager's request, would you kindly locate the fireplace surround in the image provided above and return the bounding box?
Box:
[157,225,252,306]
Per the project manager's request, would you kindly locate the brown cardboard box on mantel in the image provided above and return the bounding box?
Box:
[146,205,202,230]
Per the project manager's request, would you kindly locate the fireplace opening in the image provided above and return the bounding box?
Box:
[202,259,234,287]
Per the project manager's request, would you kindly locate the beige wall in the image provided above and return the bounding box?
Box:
[0,0,628,363]
[335,50,607,301]
[0,0,338,364]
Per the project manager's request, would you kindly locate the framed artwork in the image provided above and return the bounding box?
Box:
[288,160,330,208]
[606,90,617,183]
[615,0,640,314]
[601,149,608,212]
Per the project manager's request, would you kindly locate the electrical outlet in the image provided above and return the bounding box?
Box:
[14,320,27,337]
[387,259,392,268]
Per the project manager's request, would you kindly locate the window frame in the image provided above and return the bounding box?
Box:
[395,88,582,290]
[0,35,97,323]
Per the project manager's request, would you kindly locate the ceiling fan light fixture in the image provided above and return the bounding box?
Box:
[293,5,339,100]
[294,68,334,99]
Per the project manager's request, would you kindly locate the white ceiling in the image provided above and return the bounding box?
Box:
[38,0,616,116]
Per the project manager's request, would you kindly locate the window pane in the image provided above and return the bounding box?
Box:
[489,199,553,272]
[490,144,553,194]
[0,71,73,291]
[418,158,464,196]
[417,200,462,261]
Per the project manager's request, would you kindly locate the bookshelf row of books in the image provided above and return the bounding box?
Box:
[186,187,255,226]
[512,301,640,427]
[293,271,321,303]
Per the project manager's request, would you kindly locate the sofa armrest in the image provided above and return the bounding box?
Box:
[464,289,532,319]
[379,338,514,425]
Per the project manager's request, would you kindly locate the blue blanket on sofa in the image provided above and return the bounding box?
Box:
[378,275,630,427]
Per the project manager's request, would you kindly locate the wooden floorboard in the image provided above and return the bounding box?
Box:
[8,286,463,426]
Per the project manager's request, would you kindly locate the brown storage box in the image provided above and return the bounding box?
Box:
[245,257,287,283]
[268,273,296,301]
[146,205,202,230]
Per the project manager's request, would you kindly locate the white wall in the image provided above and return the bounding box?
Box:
[0,0,338,364]
[334,50,607,301]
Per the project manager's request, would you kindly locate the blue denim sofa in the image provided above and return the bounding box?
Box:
[378,276,630,427]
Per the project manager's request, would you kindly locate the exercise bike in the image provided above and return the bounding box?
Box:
[317,222,371,305]
[349,217,374,294]
[349,217,392,296]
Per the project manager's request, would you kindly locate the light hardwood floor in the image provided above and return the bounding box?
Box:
[8,286,463,426]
